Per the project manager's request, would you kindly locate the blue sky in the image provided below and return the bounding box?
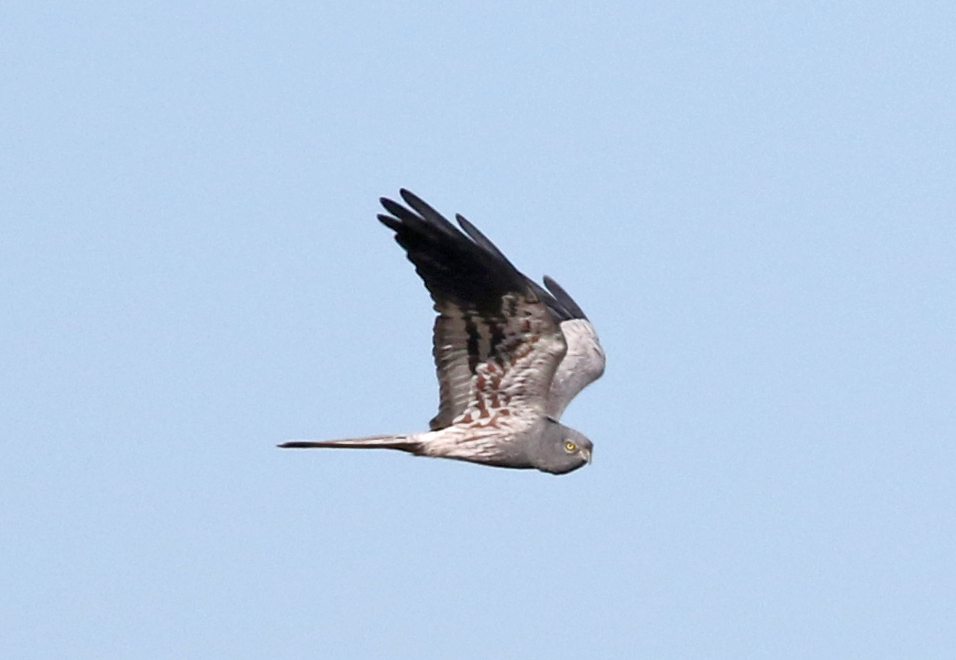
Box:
[3,2,954,658]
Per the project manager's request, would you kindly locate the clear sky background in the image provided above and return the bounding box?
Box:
[3,2,954,658]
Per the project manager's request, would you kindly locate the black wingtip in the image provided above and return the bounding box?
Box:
[379,196,406,218]
[374,190,537,315]
[542,275,589,320]
[377,213,401,231]
[398,188,420,205]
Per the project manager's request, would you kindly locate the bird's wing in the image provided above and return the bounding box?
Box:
[541,277,606,419]
[455,214,605,420]
[456,213,573,323]
[379,190,567,431]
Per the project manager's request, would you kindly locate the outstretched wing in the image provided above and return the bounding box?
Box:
[455,214,606,420]
[378,190,567,431]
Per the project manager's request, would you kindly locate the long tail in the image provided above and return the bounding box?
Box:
[278,434,422,454]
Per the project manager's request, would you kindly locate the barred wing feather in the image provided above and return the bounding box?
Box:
[379,190,567,432]
[455,212,606,421]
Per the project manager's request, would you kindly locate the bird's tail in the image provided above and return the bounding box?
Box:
[278,434,422,454]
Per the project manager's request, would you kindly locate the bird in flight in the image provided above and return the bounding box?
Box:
[280,190,605,475]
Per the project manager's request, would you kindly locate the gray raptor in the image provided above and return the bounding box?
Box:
[280,190,605,475]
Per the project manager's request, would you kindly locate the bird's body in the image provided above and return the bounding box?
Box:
[280,190,605,475]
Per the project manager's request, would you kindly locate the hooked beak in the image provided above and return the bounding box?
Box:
[581,448,592,464]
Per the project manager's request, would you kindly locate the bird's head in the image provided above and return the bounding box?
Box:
[533,419,593,475]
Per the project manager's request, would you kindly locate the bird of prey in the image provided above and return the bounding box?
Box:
[280,190,605,475]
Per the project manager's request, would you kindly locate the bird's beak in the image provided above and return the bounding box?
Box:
[581,448,592,464]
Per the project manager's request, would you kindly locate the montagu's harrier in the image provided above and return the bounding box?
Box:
[280,190,605,475]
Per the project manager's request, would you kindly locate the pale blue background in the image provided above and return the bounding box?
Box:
[3,2,954,658]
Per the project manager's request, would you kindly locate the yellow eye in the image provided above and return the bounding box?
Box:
[564,441,577,452]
